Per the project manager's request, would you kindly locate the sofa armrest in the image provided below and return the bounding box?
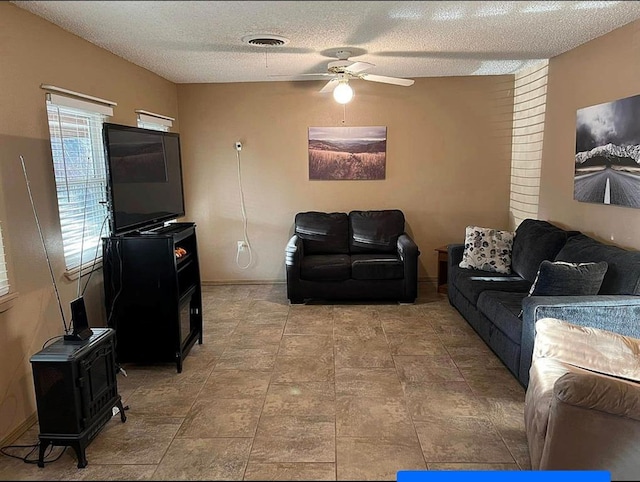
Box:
[519,295,640,386]
[448,243,464,267]
[397,233,420,302]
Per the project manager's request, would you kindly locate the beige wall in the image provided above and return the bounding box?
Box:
[178,76,514,283]
[0,3,179,443]
[539,20,640,249]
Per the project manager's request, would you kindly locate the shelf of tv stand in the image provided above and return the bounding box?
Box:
[102,222,203,373]
[176,252,193,270]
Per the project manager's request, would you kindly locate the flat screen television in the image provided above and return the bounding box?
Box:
[103,123,186,235]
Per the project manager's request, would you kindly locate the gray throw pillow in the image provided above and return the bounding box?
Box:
[519,260,608,317]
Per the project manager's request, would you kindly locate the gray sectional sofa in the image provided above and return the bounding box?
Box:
[447,218,640,387]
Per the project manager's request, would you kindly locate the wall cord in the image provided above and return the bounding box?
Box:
[236,149,252,269]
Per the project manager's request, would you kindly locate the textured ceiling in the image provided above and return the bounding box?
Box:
[13,1,640,83]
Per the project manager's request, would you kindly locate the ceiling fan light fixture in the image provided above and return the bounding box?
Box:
[333,81,354,104]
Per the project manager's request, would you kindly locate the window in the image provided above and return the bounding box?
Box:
[46,93,113,274]
[0,223,9,296]
[136,110,173,132]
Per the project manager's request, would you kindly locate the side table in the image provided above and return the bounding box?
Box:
[435,246,449,294]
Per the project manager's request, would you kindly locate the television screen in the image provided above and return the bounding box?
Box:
[103,123,186,235]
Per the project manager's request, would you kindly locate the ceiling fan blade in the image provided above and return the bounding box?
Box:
[344,61,374,74]
[319,78,339,93]
[360,73,415,86]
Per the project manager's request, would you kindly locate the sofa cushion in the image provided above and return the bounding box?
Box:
[459,226,514,274]
[477,290,528,343]
[453,266,532,305]
[554,234,640,295]
[349,210,405,253]
[511,219,573,283]
[295,211,349,255]
[351,254,403,280]
[301,254,351,281]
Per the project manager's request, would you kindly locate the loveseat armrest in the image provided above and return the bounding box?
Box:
[285,235,304,303]
[519,295,640,386]
[397,233,419,261]
[285,234,303,265]
[397,233,420,302]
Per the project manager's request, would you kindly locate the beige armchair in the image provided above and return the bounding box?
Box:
[524,318,640,480]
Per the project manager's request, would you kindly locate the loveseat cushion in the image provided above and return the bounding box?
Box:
[477,290,528,343]
[349,210,405,253]
[452,266,532,305]
[511,219,573,283]
[351,254,404,280]
[301,254,351,281]
[295,211,349,255]
[554,234,640,295]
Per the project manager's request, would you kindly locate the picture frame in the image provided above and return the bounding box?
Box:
[308,126,387,180]
[574,94,640,208]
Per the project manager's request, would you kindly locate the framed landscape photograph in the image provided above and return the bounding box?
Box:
[308,126,387,180]
[574,93,640,208]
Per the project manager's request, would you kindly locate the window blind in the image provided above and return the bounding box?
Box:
[0,223,9,296]
[46,99,110,272]
[136,110,173,132]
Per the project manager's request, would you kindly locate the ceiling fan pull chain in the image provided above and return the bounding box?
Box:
[342,104,346,124]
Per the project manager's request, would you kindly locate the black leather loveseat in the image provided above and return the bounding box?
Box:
[285,210,420,303]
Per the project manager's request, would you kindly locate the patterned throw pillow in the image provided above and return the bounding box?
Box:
[459,226,514,274]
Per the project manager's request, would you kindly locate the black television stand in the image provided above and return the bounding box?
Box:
[102,222,203,373]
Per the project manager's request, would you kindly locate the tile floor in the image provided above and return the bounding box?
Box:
[0,283,530,480]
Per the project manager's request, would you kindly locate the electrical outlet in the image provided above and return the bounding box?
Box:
[237,240,247,251]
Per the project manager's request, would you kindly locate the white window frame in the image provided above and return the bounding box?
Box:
[45,91,115,278]
[136,109,173,132]
[0,222,9,297]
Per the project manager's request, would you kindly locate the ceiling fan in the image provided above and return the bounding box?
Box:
[293,50,415,103]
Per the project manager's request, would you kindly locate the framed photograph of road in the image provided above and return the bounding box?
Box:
[308,126,387,180]
[575,93,640,208]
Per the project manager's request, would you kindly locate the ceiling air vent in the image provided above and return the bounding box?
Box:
[242,34,289,47]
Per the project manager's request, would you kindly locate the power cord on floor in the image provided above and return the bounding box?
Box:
[235,144,253,269]
[0,442,66,465]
